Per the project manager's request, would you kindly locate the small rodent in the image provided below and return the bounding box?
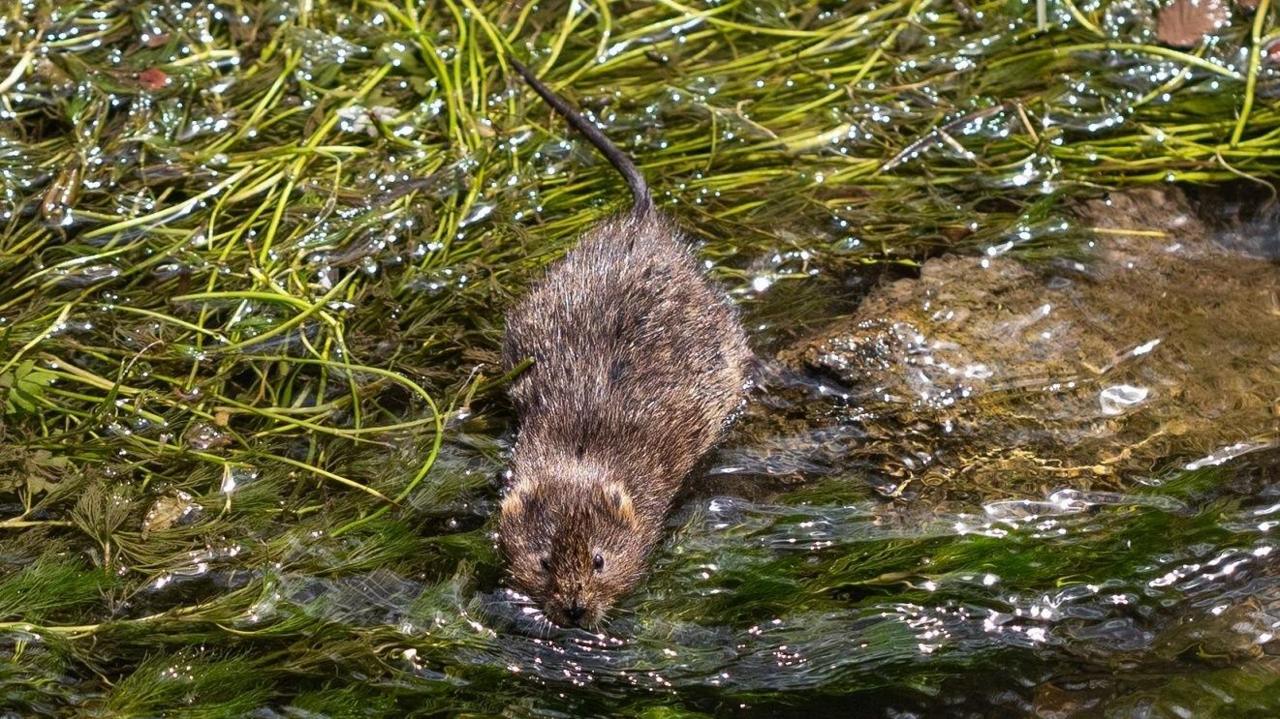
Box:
[499,58,752,628]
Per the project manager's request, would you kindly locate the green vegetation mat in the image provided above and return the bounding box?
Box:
[1,0,1277,716]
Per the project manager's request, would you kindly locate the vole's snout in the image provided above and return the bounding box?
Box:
[565,600,586,625]
[546,592,601,629]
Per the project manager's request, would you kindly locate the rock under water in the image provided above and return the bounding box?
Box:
[774,187,1280,505]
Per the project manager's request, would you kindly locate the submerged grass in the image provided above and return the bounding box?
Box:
[0,0,1278,715]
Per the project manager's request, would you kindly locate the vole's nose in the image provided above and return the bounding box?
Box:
[566,601,586,624]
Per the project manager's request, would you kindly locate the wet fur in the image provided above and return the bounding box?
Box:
[500,207,751,627]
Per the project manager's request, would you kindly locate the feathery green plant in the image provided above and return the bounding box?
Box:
[0,0,1277,715]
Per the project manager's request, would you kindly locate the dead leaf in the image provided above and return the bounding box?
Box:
[1157,0,1231,48]
[138,67,169,91]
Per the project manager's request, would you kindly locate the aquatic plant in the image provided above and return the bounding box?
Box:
[1,0,1278,715]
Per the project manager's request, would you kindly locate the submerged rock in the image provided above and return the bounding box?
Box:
[777,187,1280,503]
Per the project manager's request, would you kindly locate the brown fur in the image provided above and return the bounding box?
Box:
[499,207,751,627]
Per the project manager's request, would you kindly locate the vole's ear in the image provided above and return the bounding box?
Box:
[604,482,637,526]
[500,479,535,517]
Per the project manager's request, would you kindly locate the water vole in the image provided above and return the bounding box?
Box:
[499,59,751,628]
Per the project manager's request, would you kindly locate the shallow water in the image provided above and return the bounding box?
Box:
[203,187,1280,718]
[3,0,1280,717]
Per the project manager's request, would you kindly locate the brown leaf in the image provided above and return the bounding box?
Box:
[40,163,80,226]
[141,490,202,537]
[1157,0,1231,48]
[138,67,169,91]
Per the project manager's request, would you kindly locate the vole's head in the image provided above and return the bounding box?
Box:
[498,468,649,629]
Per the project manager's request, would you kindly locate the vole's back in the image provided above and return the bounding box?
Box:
[503,208,750,518]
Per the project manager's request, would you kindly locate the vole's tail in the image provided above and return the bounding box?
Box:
[509,57,652,214]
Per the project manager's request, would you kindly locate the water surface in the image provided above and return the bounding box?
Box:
[1,1,1279,717]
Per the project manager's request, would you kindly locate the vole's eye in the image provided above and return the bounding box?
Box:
[592,553,605,572]
[539,557,551,572]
